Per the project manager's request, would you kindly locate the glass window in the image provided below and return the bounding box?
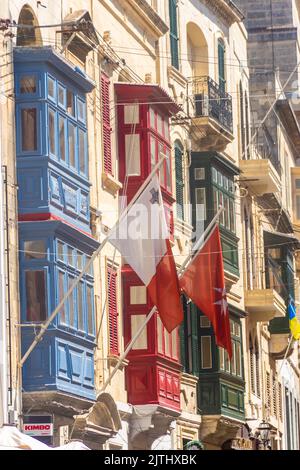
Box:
[166,149,172,192]
[157,114,163,136]
[68,122,76,168]
[58,271,66,325]
[195,188,206,220]
[25,270,47,322]
[87,285,94,335]
[20,75,36,94]
[130,286,147,305]
[67,90,75,116]
[77,282,84,331]
[57,240,64,261]
[150,107,156,129]
[164,328,171,357]
[21,108,37,152]
[201,336,212,369]
[124,104,139,124]
[157,315,164,354]
[68,275,75,328]
[171,329,178,359]
[195,168,205,180]
[58,84,65,107]
[200,316,211,328]
[150,136,156,170]
[131,315,148,350]
[49,108,56,156]
[79,129,86,174]
[59,116,66,162]
[24,240,46,260]
[125,134,141,176]
[77,98,86,122]
[48,76,55,100]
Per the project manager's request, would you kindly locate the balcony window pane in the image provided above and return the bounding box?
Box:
[49,108,55,155]
[78,99,86,122]
[21,108,37,151]
[164,328,171,356]
[20,75,36,94]
[131,315,147,350]
[24,240,46,260]
[68,275,75,328]
[201,336,212,369]
[79,129,86,174]
[171,328,178,359]
[78,282,84,331]
[57,240,64,262]
[195,188,206,220]
[130,286,147,305]
[58,84,65,107]
[87,285,94,335]
[125,134,140,176]
[59,116,66,162]
[58,271,66,324]
[124,104,139,124]
[25,270,47,322]
[68,123,76,168]
[67,90,75,116]
[48,76,55,100]
[157,315,163,354]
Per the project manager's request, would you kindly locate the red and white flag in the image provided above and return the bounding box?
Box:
[109,175,183,332]
[179,225,232,358]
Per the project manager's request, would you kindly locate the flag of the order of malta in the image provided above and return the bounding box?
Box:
[179,225,232,358]
[108,175,183,333]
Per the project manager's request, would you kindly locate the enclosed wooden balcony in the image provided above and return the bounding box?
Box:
[189,76,234,152]
[239,158,281,195]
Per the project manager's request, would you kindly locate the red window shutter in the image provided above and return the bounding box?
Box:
[101,73,113,175]
[107,267,119,355]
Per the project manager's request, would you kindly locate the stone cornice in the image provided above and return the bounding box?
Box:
[202,0,244,26]
[127,0,169,37]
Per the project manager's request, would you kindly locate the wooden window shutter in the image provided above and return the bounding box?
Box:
[107,267,119,355]
[169,0,179,69]
[101,73,113,175]
[218,39,226,93]
[175,143,184,220]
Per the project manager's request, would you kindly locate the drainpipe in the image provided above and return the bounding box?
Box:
[0,76,8,427]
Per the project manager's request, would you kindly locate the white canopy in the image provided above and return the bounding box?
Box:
[0,426,91,450]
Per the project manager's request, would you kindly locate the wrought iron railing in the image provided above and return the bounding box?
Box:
[191,76,233,133]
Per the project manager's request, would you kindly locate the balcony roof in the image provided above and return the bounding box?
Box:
[13,46,95,93]
[276,99,300,157]
[114,82,181,116]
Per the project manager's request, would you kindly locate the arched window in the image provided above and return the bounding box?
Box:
[17,5,42,47]
[174,140,184,220]
[218,38,226,92]
[169,0,179,69]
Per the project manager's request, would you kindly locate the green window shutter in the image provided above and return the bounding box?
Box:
[218,39,226,92]
[169,0,179,69]
[175,143,184,219]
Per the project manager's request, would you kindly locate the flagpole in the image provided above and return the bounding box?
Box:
[19,156,167,368]
[179,206,225,276]
[98,306,157,395]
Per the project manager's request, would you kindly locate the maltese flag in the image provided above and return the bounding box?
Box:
[109,175,183,332]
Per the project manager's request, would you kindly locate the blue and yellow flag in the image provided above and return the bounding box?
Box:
[288,302,300,341]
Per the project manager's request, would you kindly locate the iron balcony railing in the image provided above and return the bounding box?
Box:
[190,76,233,133]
